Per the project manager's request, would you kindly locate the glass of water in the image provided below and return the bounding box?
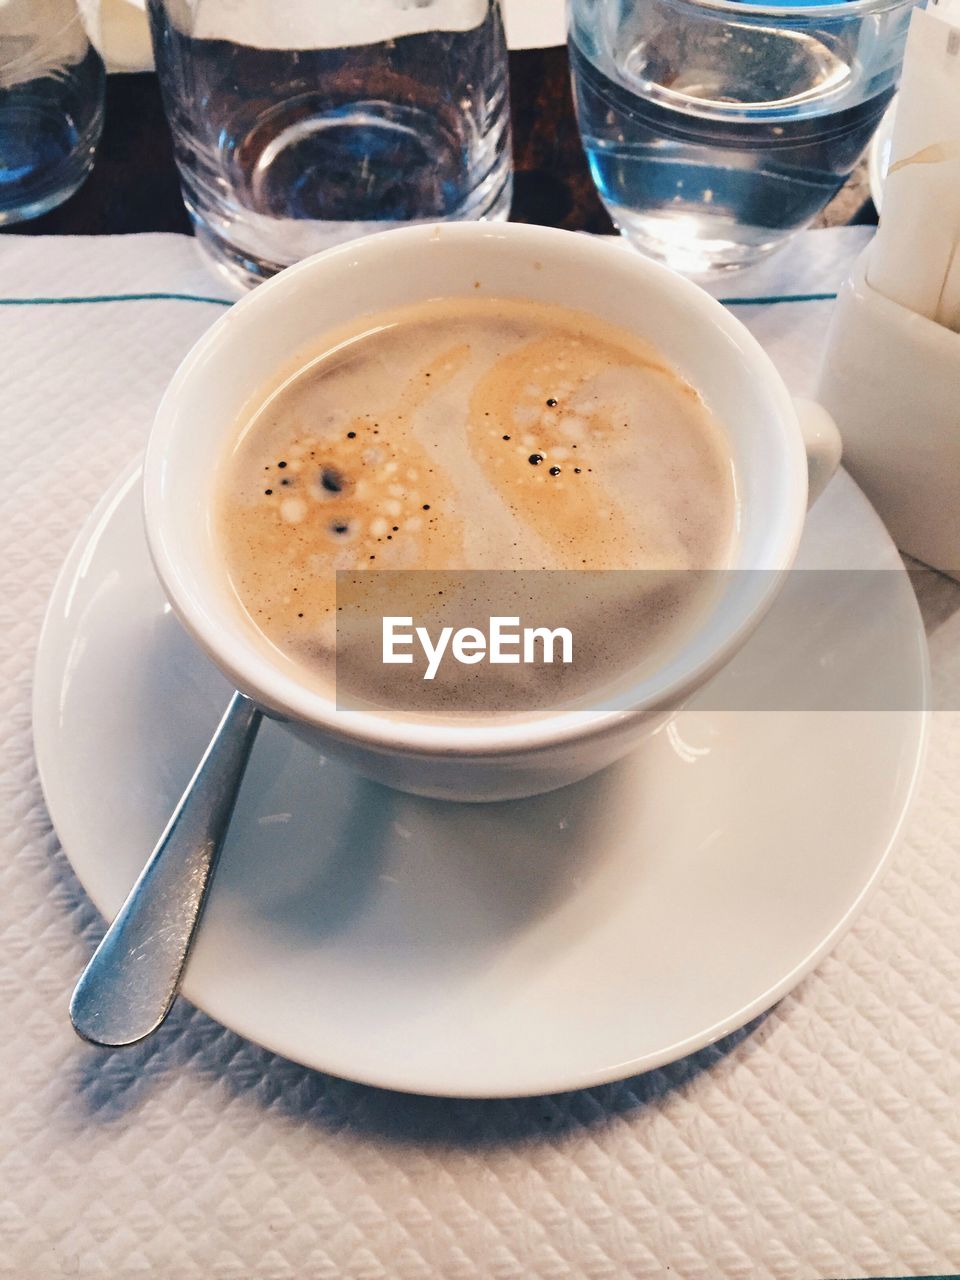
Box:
[147,0,513,290]
[0,0,105,225]
[570,0,916,274]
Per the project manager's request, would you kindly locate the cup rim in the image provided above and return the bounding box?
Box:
[144,222,806,759]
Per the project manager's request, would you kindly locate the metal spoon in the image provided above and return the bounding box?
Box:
[70,692,262,1047]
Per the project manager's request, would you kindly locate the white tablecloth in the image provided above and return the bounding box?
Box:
[0,229,958,1279]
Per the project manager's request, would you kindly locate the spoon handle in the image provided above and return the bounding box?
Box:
[70,692,262,1047]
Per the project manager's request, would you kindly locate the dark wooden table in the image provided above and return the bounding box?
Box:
[4,47,876,239]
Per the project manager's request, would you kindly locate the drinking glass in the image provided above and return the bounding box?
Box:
[569,0,916,274]
[0,0,105,225]
[147,0,513,290]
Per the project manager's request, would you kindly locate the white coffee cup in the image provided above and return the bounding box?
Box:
[144,222,840,802]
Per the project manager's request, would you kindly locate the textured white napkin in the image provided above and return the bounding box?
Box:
[501,0,566,51]
[80,0,566,72]
[1,228,958,1279]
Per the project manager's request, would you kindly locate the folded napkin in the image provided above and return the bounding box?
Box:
[868,0,960,326]
[77,0,152,71]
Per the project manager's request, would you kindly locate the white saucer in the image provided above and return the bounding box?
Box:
[34,465,928,1098]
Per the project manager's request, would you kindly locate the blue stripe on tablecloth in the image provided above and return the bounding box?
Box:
[718,291,838,306]
[0,292,233,307]
[0,291,838,308]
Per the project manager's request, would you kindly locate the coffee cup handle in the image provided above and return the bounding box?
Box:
[793,397,842,508]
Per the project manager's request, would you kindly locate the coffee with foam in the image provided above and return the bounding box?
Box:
[216,297,735,713]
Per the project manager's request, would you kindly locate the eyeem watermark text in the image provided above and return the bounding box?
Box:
[382,616,574,680]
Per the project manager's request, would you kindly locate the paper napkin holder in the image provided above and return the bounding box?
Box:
[819,244,960,579]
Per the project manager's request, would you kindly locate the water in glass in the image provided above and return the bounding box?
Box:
[148,0,512,289]
[0,0,105,225]
[570,0,914,274]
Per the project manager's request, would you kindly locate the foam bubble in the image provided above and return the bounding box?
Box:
[280,497,306,523]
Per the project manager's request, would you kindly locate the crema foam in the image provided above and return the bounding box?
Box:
[216,297,735,716]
